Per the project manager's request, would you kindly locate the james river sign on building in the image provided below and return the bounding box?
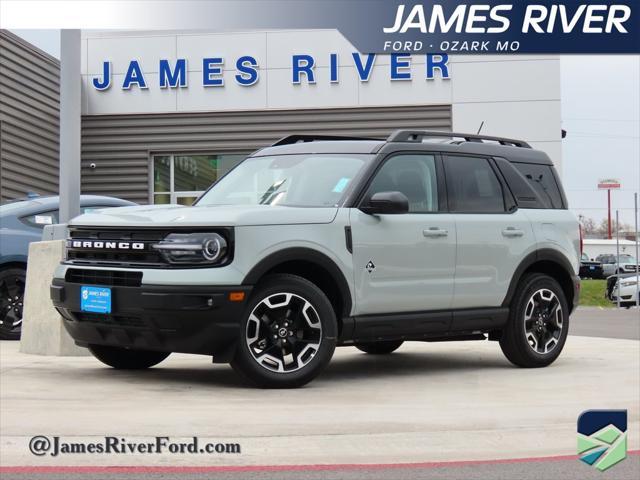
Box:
[91,53,451,90]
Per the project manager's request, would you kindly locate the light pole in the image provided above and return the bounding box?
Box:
[635,193,639,309]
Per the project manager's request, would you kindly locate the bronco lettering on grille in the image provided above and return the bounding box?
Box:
[70,240,145,250]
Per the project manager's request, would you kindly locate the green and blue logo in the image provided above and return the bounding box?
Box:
[577,410,627,471]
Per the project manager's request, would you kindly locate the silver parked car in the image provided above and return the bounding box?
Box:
[597,254,639,277]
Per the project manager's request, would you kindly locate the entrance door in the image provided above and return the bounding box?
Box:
[350,153,456,316]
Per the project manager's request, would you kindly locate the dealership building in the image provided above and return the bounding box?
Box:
[0,29,562,205]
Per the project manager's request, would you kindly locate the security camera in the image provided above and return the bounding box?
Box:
[89,163,96,169]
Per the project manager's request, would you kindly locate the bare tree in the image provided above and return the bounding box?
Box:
[578,216,632,238]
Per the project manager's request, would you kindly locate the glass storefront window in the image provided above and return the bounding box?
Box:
[151,154,246,204]
[153,156,171,194]
[153,194,171,204]
[174,155,219,192]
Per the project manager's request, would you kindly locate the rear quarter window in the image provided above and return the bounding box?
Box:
[512,162,566,209]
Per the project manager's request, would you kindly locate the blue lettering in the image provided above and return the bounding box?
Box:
[426,54,450,79]
[235,56,259,86]
[92,61,111,90]
[352,53,376,82]
[330,53,339,83]
[159,59,187,88]
[122,60,147,89]
[203,58,224,87]
[292,55,315,84]
[391,54,411,80]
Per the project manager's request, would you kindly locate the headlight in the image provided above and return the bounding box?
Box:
[152,232,228,265]
[620,279,639,288]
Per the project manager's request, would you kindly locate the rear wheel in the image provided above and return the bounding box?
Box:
[355,340,404,355]
[231,274,337,388]
[88,344,170,369]
[0,267,26,340]
[499,273,569,368]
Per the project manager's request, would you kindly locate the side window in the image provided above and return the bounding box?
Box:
[365,154,439,213]
[513,163,564,209]
[20,210,60,228]
[444,156,505,213]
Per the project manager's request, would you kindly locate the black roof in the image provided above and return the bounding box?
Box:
[253,130,554,165]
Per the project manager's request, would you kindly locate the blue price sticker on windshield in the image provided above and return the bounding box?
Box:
[333,177,351,193]
[80,286,111,314]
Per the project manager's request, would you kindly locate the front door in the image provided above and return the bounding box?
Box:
[350,153,456,315]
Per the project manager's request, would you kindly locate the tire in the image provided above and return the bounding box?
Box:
[0,267,26,340]
[355,340,404,355]
[499,273,569,368]
[231,274,337,388]
[88,344,170,369]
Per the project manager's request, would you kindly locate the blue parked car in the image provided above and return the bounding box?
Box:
[0,195,136,340]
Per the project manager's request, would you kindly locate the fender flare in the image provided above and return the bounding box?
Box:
[501,248,577,308]
[241,247,353,316]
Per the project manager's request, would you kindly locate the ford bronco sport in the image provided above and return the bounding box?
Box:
[51,130,581,388]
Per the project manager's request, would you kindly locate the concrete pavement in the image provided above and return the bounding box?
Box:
[1,332,638,470]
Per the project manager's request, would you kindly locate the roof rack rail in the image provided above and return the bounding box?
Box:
[387,130,531,148]
[271,134,380,147]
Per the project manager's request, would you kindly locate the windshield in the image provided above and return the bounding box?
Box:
[196,154,372,207]
[619,255,637,263]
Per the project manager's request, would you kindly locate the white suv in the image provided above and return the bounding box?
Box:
[51,131,581,388]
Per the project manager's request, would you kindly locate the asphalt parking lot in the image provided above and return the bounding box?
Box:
[1,307,638,480]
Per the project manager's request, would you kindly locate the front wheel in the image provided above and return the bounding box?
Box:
[355,340,404,355]
[231,274,337,388]
[499,273,569,368]
[88,344,170,369]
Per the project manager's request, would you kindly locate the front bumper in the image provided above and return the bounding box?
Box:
[51,279,252,356]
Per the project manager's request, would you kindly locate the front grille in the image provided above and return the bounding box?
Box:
[66,269,142,287]
[65,227,234,269]
[75,313,145,328]
[66,228,168,267]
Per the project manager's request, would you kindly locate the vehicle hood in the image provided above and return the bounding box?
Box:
[68,204,339,228]
[619,260,639,266]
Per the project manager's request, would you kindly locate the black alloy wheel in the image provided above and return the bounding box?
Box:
[0,268,26,340]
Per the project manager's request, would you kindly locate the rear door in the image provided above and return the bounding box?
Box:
[444,155,534,308]
[350,152,456,315]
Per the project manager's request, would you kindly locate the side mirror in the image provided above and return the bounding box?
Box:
[360,191,409,215]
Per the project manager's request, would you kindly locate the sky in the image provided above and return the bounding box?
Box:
[8,30,640,227]
[560,56,640,227]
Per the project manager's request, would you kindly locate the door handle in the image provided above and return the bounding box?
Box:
[423,227,448,238]
[502,227,524,237]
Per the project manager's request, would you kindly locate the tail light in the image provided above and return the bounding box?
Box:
[579,223,584,255]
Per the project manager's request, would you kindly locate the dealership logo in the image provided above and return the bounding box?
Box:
[91,53,450,91]
[69,240,145,250]
[577,410,627,471]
